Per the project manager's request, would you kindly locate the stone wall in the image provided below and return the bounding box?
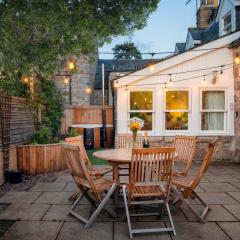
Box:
[233,47,240,161]
[55,54,97,106]
[92,89,109,106]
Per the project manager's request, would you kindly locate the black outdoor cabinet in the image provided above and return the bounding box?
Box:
[84,128,94,150]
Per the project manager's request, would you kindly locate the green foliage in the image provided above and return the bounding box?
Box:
[113,42,142,60]
[0,72,28,97]
[0,0,159,78]
[67,128,79,137]
[31,126,52,144]
[30,76,64,143]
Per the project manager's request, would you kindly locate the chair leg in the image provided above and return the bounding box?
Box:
[172,187,206,223]
[166,203,176,236]
[69,193,89,224]
[192,191,210,219]
[85,183,117,228]
[122,185,133,239]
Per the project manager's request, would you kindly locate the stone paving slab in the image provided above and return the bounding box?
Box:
[223,205,240,220]
[0,192,41,204]
[55,175,73,183]
[43,204,92,222]
[199,183,239,192]
[181,205,238,222]
[29,182,66,192]
[63,182,79,192]
[57,222,113,240]
[197,192,239,204]
[170,222,230,240]
[34,192,75,205]
[229,182,240,190]
[226,192,240,203]
[114,222,171,240]
[218,222,240,240]
[0,203,49,221]
[0,221,62,240]
[205,175,240,183]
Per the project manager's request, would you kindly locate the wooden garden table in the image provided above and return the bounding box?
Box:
[93,148,178,208]
[93,148,132,208]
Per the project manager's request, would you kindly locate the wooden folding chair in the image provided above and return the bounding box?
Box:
[63,144,116,228]
[122,147,176,238]
[115,134,143,180]
[65,136,112,177]
[173,135,196,176]
[171,139,217,223]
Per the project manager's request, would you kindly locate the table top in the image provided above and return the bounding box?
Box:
[93,148,178,164]
[93,149,132,163]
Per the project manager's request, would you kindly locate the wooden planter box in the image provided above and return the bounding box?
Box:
[17,143,67,174]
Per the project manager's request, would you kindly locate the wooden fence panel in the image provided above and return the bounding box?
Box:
[0,96,36,184]
[17,144,66,174]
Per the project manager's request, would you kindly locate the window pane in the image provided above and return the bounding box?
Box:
[165,112,188,130]
[201,112,224,130]
[224,13,231,27]
[202,91,225,110]
[130,91,152,110]
[130,112,152,131]
[166,91,189,110]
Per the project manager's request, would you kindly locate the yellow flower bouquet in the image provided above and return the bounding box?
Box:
[128,117,144,147]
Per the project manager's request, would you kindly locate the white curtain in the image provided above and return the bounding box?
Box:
[202,91,225,130]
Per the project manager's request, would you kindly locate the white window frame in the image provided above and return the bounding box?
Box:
[199,88,228,135]
[223,11,232,34]
[163,88,191,134]
[128,89,155,134]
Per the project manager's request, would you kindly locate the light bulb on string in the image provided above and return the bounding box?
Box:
[220,65,224,75]
[125,85,128,92]
[168,74,173,86]
[115,80,119,88]
[202,75,206,84]
[149,52,156,71]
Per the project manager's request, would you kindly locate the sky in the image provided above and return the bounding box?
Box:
[99,0,197,59]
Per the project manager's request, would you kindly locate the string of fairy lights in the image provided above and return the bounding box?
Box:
[115,63,237,91]
[20,45,240,94]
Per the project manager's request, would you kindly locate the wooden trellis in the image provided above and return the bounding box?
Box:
[0,91,12,172]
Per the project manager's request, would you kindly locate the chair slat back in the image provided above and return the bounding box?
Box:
[129,147,175,199]
[184,139,217,197]
[62,144,101,201]
[115,133,143,149]
[65,136,93,170]
[174,136,196,175]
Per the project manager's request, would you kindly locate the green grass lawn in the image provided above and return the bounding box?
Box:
[86,148,110,165]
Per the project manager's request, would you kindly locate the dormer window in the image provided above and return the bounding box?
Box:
[223,12,232,34]
[200,0,218,6]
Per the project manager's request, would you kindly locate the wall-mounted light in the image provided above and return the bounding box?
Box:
[67,60,75,71]
[86,86,91,94]
[21,76,29,83]
[64,76,69,85]
[235,52,240,65]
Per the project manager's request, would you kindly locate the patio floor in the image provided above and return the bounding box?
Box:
[0,164,240,240]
